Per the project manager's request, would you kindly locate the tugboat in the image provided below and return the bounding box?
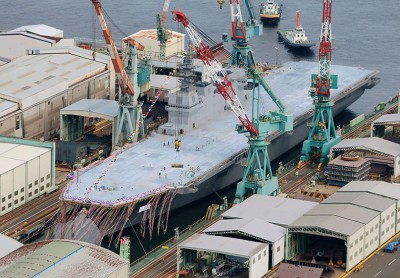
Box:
[277,11,315,50]
[260,0,282,24]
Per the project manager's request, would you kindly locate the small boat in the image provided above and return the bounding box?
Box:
[341,153,360,161]
[277,11,315,50]
[260,0,282,24]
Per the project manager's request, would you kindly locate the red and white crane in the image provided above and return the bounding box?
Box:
[171,10,258,136]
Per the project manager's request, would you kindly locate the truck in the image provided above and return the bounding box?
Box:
[383,240,400,253]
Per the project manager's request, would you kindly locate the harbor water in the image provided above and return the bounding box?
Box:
[1,0,398,261]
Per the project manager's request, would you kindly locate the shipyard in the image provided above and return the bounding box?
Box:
[0,0,398,278]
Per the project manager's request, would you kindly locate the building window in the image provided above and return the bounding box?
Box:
[1,197,5,203]
[21,188,24,193]
[29,192,32,197]
[40,186,44,191]
[264,250,266,256]
[391,223,395,229]
[20,196,24,202]
[360,235,363,241]
[387,215,390,221]
[350,243,353,248]
[370,227,373,233]
[391,211,395,217]
[375,223,379,229]
[355,239,358,245]
[382,231,385,236]
[46,182,50,188]
[354,251,358,256]
[366,243,369,248]
[47,174,50,180]
[35,180,38,185]
[382,218,385,224]
[386,227,389,232]
[370,239,373,245]
[8,203,11,208]
[14,191,18,196]
[253,258,255,264]
[349,255,353,261]
[1,206,5,211]
[41,177,44,182]
[34,189,38,194]
[366,231,369,236]
[258,254,261,260]
[375,236,378,241]
[29,183,32,189]
[14,200,18,205]
[359,248,362,253]
[277,246,280,252]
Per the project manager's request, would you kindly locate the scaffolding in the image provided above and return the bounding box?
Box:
[327,156,370,186]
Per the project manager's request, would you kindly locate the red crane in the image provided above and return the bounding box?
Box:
[91,0,143,96]
[172,10,258,136]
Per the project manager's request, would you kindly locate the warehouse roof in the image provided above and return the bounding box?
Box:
[331,137,400,157]
[0,47,109,110]
[338,181,400,200]
[305,203,379,224]
[290,215,365,237]
[221,195,318,227]
[372,113,400,125]
[0,100,18,118]
[0,234,23,260]
[322,191,395,212]
[0,157,25,175]
[179,233,267,258]
[9,24,64,38]
[204,218,285,243]
[0,240,128,278]
[61,99,119,121]
[0,32,55,62]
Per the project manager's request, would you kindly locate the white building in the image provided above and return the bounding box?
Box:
[178,233,269,278]
[0,46,115,140]
[0,138,55,216]
[288,181,400,271]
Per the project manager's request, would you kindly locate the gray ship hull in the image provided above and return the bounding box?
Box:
[123,84,368,230]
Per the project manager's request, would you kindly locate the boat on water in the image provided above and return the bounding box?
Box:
[260,0,282,24]
[277,11,315,50]
[59,60,379,238]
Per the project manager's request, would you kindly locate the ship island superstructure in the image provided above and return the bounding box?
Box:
[61,60,379,234]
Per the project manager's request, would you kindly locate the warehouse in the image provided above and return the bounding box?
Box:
[177,233,268,278]
[0,137,55,216]
[331,137,400,178]
[371,113,400,140]
[288,181,400,272]
[0,46,115,140]
[0,239,129,277]
[177,195,317,277]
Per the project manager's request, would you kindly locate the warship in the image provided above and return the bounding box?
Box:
[60,59,378,236]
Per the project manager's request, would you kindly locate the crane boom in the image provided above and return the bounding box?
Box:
[172,10,258,136]
[91,0,135,96]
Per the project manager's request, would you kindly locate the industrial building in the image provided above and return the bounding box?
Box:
[0,137,55,216]
[0,239,129,277]
[0,46,115,140]
[327,155,370,186]
[288,181,400,272]
[128,29,185,61]
[177,195,318,277]
[331,137,400,178]
[371,113,400,142]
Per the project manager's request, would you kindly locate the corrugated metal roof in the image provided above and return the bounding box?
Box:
[0,32,54,61]
[372,113,400,124]
[322,191,395,212]
[305,203,379,224]
[10,24,63,38]
[339,181,400,200]
[0,240,128,277]
[0,241,82,277]
[0,46,107,109]
[331,137,400,157]
[290,215,364,236]
[204,218,285,243]
[221,195,318,227]
[60,99,119,120]
[179,233,267,258]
